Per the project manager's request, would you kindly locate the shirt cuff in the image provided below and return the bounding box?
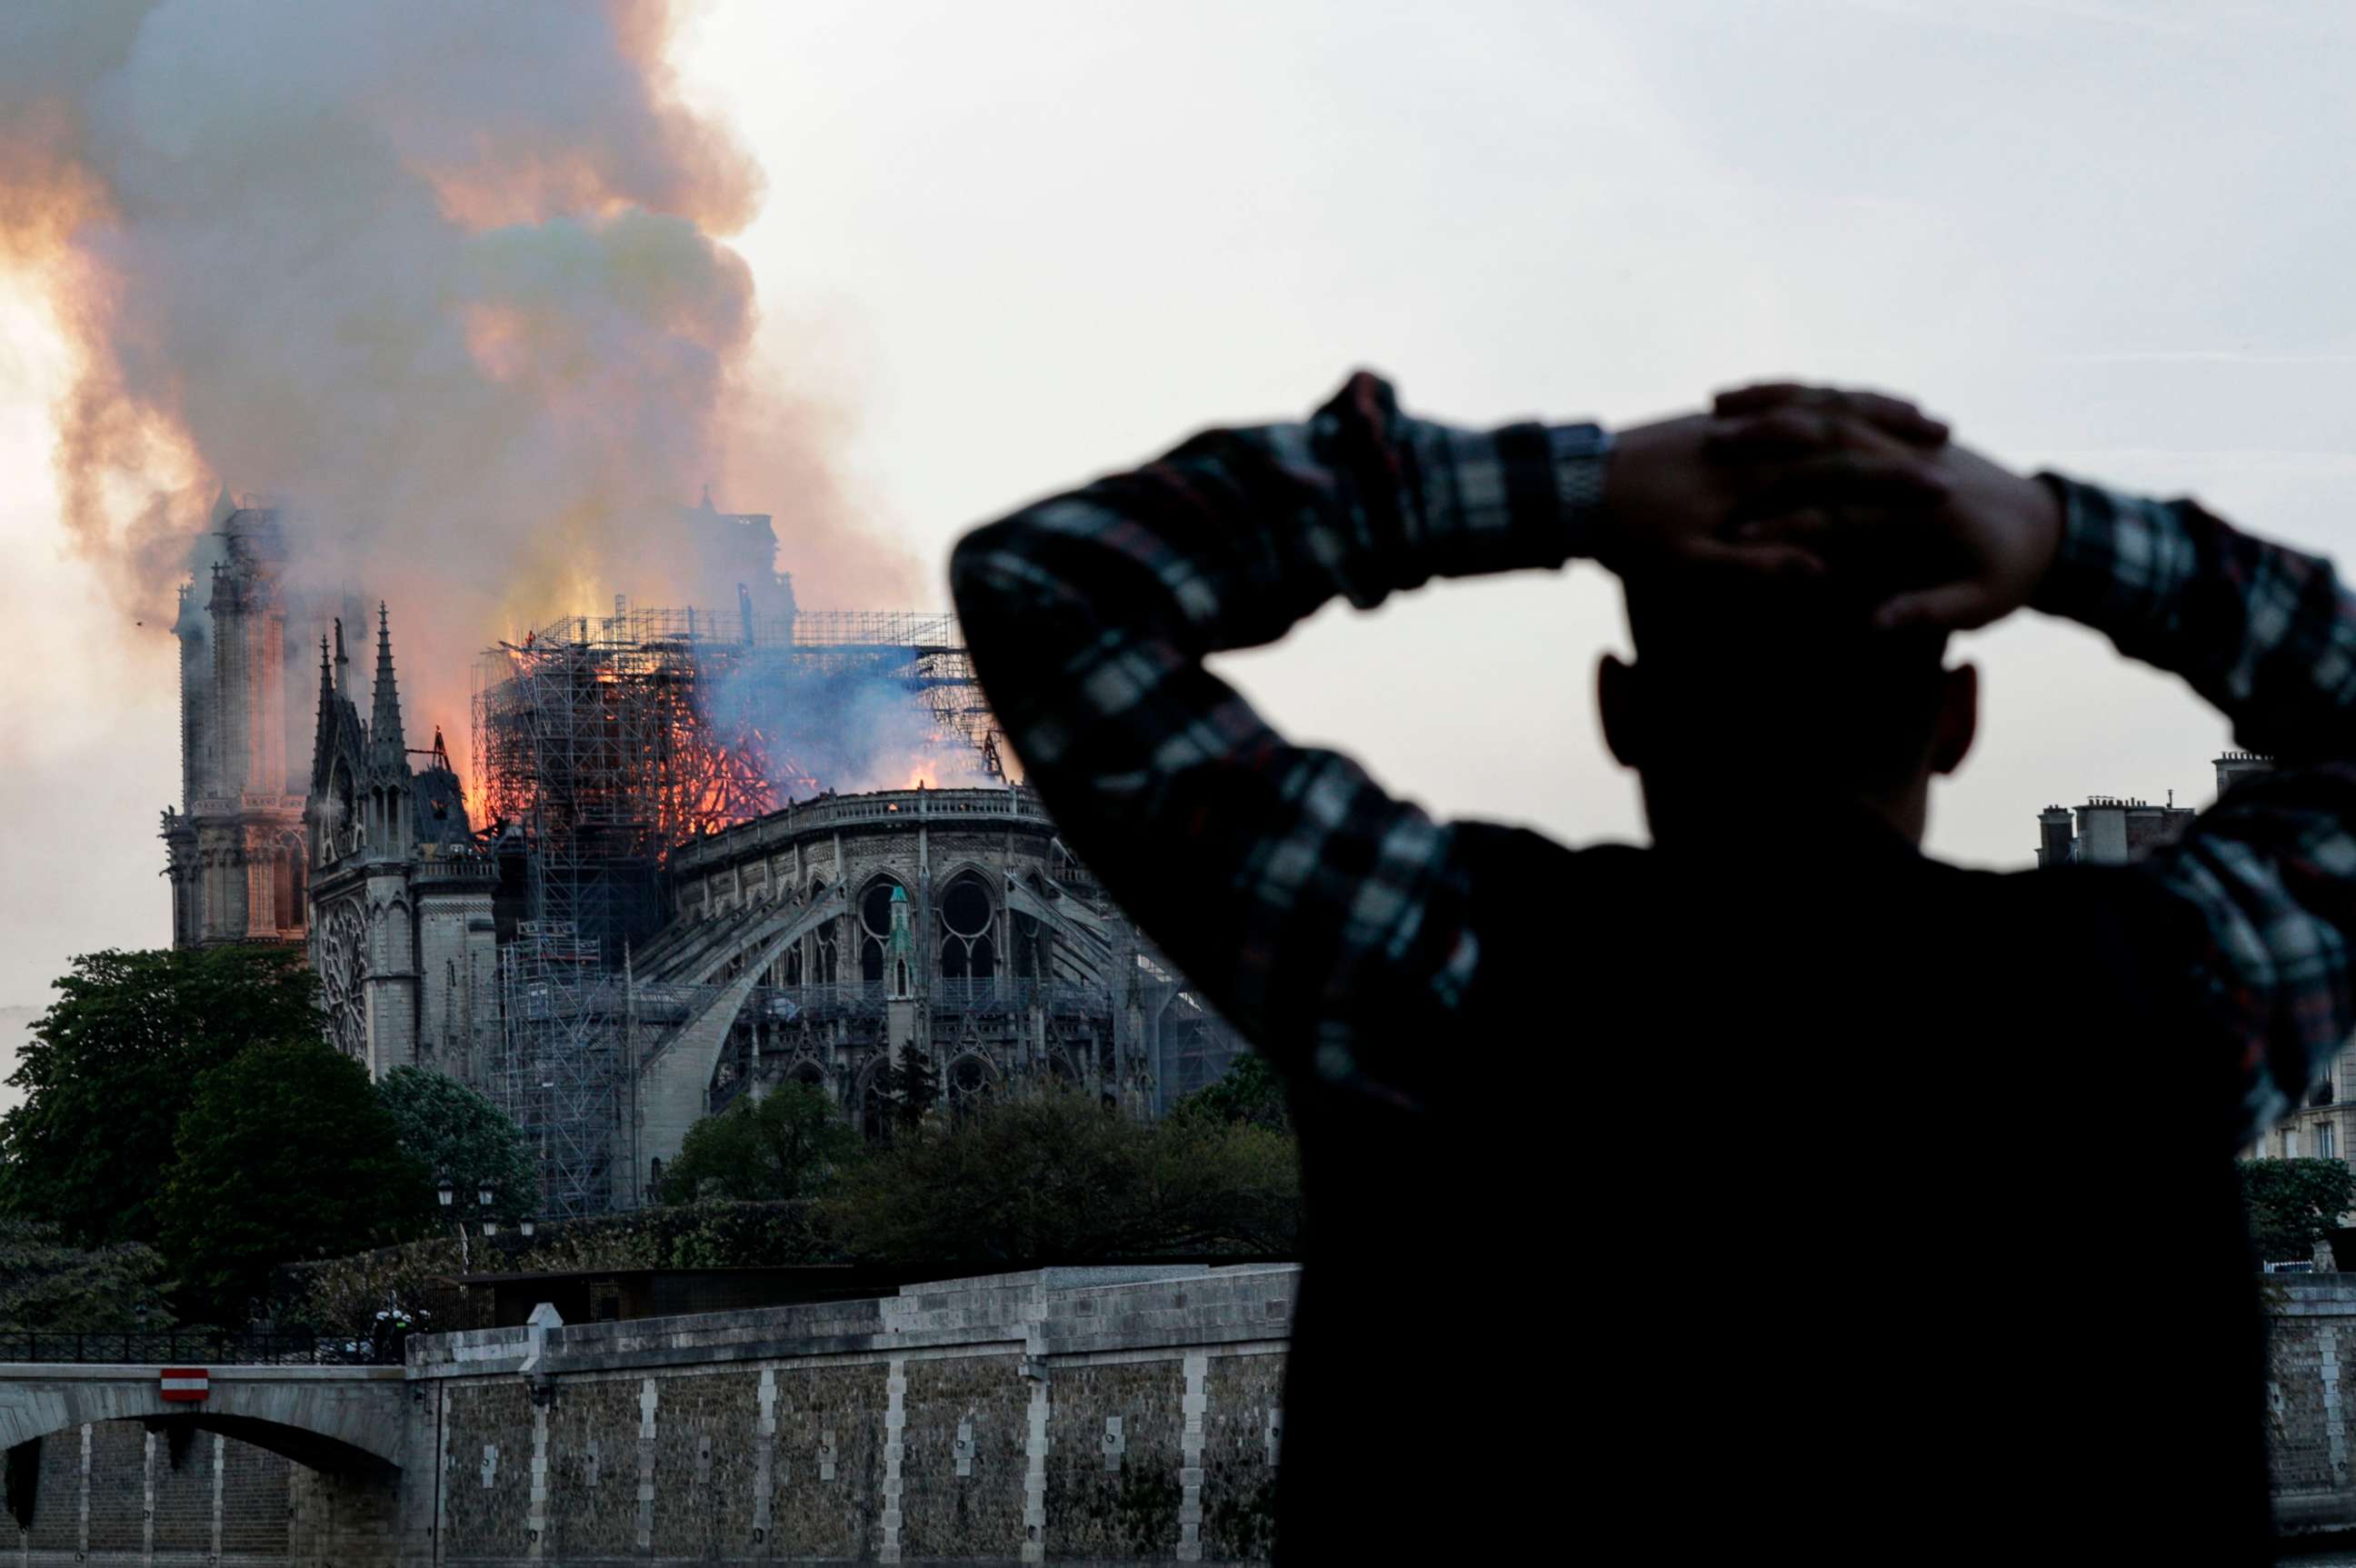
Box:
[1550,422,1613,561]
[2025,471,2190,635]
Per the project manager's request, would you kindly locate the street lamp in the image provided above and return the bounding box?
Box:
[519,1215,537,1239]
[479,1182,497,1239]
[439,1172,476,1272]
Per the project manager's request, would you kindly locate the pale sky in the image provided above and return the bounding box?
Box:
[6,0,2355,1008]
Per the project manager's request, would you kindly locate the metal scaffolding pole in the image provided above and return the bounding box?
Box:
[470,599,1011,1213]
[492,921,623,1220]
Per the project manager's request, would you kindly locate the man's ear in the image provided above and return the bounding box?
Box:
[1599,654,1642,770]
[1930,662,1978,777]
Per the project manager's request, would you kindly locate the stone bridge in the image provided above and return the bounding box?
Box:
[0,1363,411,1474]
[1,1362,426,1563]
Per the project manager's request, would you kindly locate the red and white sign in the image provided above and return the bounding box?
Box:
[158,1368,208,1403]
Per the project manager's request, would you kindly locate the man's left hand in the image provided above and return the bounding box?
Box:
[1596,393,1950,583]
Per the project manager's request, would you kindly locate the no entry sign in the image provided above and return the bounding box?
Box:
[158,1368,208,1403]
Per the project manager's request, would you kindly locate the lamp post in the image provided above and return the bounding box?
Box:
[438,1174,473,1273]
[479,1181,497,1240]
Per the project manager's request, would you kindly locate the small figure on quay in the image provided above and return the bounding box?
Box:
[952,372,2345,1563]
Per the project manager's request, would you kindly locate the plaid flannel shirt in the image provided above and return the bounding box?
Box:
[950,373,2356,1149]
[2036,476,2356,1144]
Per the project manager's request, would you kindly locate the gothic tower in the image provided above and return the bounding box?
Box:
[307,604,497,1082]
[162,503,310,946]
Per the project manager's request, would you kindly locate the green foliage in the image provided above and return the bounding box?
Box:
[661,1083,861,1204]
[2241,1156,2356,1263]
[827,1087,1301,1265]
[376,1066,539,1219]
[285,1199,841,1332]
[0,1219,179,1333]
[0,946,319,1246]
[885,1043,937,1134]
[290,1230,473,1339]
[1173,1052,1290,1133]
[658,1198,837,1269]
[160,1038,434,1321]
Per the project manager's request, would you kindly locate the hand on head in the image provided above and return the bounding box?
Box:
[1600,382,2062,634]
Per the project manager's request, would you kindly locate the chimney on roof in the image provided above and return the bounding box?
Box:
[2215,752,2273,799]
[2037,805,2074,869]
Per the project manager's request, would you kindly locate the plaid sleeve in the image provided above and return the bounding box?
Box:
[2037,474,2356,1144]
[949,372,1610,1108]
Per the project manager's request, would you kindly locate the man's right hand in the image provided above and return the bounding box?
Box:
[1712,383,2064,633]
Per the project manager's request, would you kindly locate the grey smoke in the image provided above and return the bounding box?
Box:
[0,0,917,744]
[709,657,1001,798]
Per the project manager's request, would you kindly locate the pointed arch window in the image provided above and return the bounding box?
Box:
[948,1055,994,1119]
[859,876,904,989]
[938,875,997,984]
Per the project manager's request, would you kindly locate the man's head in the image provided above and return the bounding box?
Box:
[1598,569,1977,844]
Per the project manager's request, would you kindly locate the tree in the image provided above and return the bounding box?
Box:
[1173,1052,1290,1133]
[0,1219,178,1333]
[2241,1156,2356,1263]
[0,946,320,1246]
[375,1066,539,1220]
[888,1043,937,1134]
[159,1039,433,1322]
[828,1087,1300,1265]
[661,1082,862,1204]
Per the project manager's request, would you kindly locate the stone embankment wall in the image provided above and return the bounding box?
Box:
[413,1263,1295,1565]
[12,1423,294,1563]
[2271,1275,2356,1533]
[35,1264,2356,1558]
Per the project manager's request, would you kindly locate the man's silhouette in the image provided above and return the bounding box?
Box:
[951,375,2343,1562]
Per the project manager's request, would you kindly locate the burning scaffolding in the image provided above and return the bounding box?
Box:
[472,597,1006,1218]
[474,602,783,965]
[473,599,1003,963]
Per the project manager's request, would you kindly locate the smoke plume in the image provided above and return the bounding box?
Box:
[0,0,917,746]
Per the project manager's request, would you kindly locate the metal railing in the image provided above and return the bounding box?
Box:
[670,787,1053,874]
[0,1330,390,1366]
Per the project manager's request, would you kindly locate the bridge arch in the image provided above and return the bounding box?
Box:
[0,1365,408,1476]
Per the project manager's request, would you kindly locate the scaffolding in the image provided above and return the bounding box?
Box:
[471,599,1008,1214]
[492,922,634,1220]
[793,611,1003,778]
[473,603,800,964]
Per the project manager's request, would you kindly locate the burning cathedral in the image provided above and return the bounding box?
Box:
[164,495,1244,1218]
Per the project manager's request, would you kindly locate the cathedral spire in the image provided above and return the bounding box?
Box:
[371,602,406,767]
[334,616,349,694]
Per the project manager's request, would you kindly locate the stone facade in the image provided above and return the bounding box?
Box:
[630,789,1247,1202]
[162,502,332,951]
[304,608,500,1084]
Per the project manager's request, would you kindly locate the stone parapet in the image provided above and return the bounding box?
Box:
[408,1264,1296,1564]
